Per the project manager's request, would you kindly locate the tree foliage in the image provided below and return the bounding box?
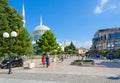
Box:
[64,41,76,54]
[37,30,58,53]
[113,50,120,58]
[14,28,32,55]
[50,44,63,55]
[56,45,64,55]
[0,0,32,56]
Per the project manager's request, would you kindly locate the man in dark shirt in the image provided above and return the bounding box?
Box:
[45,55,49,68]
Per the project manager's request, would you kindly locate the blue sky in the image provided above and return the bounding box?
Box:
[8,0,120,49]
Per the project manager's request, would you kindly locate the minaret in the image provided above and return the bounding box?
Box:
[22,4,26,27]
[40,16,42,26]
[64,40,67,47]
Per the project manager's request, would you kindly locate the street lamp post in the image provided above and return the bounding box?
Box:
[3,31,18,74]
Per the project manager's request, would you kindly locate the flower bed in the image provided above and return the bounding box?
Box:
[71,59,95,66]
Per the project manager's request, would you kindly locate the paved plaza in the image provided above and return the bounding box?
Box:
[0,57,120,83]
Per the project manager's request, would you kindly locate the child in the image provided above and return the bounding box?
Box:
[41,55,45,68]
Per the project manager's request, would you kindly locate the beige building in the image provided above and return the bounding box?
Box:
[77,48,88,54]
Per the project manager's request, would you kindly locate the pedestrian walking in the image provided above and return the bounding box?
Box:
[61,56,64,62]
[45,53,50,68]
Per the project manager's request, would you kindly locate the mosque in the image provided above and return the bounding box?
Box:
[22,4,50,42]
[22,4,65,52]
[32,17,50,42]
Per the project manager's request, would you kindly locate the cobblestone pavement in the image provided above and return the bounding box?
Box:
[0,57,120,83]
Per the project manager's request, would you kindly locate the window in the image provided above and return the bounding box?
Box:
[108,39,114,43]
[116,32,120,38]
[33,35,39,41]
[109,33,114,39]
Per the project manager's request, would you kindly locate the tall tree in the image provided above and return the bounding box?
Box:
[64,41,76,54]
[37,30,58,53]
[12,28,32,55]
[0,0,32,56]
[69,41,76,51]
[56,45,64,55]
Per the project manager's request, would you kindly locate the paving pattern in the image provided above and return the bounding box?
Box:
[0,56,120,83]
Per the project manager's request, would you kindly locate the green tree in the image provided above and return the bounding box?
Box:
[99,50,106,57]
[56,44,63,55]
[13,28,32,55]
[64,41,76,55]
[0,0,32,56]
[37,30,58,53]
[69,41,76,54]
[114,49,120,58]
[50,44,63,55]
[64,46,70,54]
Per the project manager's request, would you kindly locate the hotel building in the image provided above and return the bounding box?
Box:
[92,28,120,50]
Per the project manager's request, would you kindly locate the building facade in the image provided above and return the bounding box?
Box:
[77,48,88,54]
[92,28,120,50]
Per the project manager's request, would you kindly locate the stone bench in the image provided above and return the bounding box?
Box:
[23,62,35,69]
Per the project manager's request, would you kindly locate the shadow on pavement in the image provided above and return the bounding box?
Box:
[108,75,120,80]
[96,61,120,68]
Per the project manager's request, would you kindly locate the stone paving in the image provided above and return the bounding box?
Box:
[0,56,120,83]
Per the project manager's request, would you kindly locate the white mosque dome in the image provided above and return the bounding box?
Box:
[33,25,50,34]
[32,17,50,41]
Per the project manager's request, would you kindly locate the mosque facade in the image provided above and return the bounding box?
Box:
[32,17,50,42]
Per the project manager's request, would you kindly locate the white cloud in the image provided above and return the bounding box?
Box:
[94,0,118,14]
[94,6,103,14]
[100,0,109,7]
[94,0,109,14]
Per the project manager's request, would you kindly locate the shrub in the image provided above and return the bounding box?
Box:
[74,59,94,62]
